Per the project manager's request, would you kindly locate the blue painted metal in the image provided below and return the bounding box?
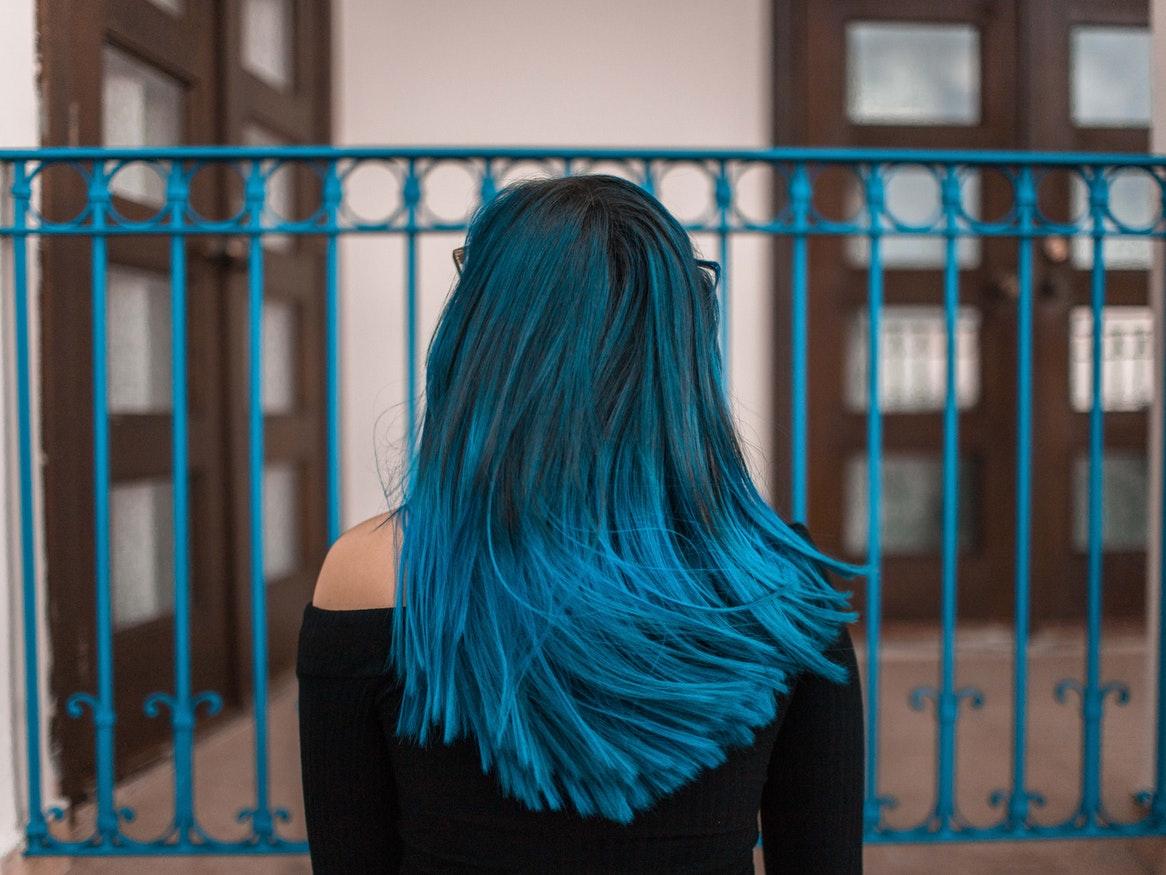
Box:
[239,159,292,847]
[907,165,986,838]
[138,162,226,850]
[62,162,129,845]
[989,166,1049,829]
[404,159,420,464]
[2,146,1166,855]
[324,162,342,545]
[10,162,57,852]
[715,160,732,371]
[0,144,1165,165]
[789,163,811,524]
[1052,168,1133,831]
[860,164,898,834]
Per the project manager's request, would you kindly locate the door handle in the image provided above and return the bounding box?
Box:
[1042,235,1071,266]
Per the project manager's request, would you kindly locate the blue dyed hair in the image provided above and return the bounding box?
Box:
[384,173,861,824]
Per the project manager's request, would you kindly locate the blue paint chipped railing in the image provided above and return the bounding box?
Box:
[1,145,1165,854]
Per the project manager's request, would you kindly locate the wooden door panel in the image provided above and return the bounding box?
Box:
[780,0,1151,622]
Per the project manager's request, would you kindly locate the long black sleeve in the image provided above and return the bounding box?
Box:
[297,606,402,873]
[759,622,865,873]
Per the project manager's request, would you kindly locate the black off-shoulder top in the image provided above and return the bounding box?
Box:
[296,529,864,873]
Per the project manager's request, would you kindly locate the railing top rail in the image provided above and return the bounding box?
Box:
[0,144,1165,167]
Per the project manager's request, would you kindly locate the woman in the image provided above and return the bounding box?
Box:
[297,173,865,873]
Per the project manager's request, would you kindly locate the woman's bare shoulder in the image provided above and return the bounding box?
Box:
[310,512,400,610]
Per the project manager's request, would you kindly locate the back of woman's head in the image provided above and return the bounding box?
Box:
[386,173,859,823]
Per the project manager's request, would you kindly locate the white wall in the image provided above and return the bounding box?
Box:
[0,0,47,861]
[333,0,778,526]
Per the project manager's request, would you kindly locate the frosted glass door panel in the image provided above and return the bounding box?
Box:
[263,463,300,580]
[845,455,976,555]
[107,266,172,413]
[147,0,184,14]
[112,479,174,630]
[243,0,294,90]
[1072,454,1148,551]
[1071,27,1151,128]
[847,306,981,412]
[102,46,184,205]
[847,23,980,125]
[262,298,297,414]
[1069,306,1154,412]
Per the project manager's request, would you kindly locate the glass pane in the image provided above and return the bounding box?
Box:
[1071,26,1151,128]
[262,298,297,414]
[107,266,172,414]
[847,23,980,125]
[846,305,980,412]
[112,478,174,630]
[243,124,294,252]
[1070,172,1155,270]
[147,0,184,14]
[263,463,299,580]
[243,0,294,91]
[846,168,981,268]
[1069,306,1154,412]
[1073,453,1148,551]
[102,46,184,205]
[845,454,976,555]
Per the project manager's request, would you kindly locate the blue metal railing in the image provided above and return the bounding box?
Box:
[2,145,1165,854]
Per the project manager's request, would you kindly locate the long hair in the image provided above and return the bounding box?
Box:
[384,173,861,824]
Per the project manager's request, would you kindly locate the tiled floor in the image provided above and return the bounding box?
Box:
[6,622,1166,874]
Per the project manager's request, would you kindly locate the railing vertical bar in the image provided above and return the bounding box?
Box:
[715,160,731,374]
[863,163,886,832]
[144,160,227,847]
[244,160,275,842]
[1006,165,1038,830]
[790,163,810,523]
[323,160,342,544]
[639,158,654,196]
[168,163,196,837]
[89,162,119,842]
[1080,169,1107,824]
[404,159,420,465]
[937,164,962,830]
[11,161,49,849]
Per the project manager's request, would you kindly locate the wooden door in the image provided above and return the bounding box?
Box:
[219,0,332,690]
[1020,0,1152,620]
[773,0,1152,622]
[36,0,331,806]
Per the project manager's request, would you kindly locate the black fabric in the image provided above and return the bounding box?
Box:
[296,543,864,873]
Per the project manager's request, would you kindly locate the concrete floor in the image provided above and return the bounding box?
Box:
[6,622,1166,873]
